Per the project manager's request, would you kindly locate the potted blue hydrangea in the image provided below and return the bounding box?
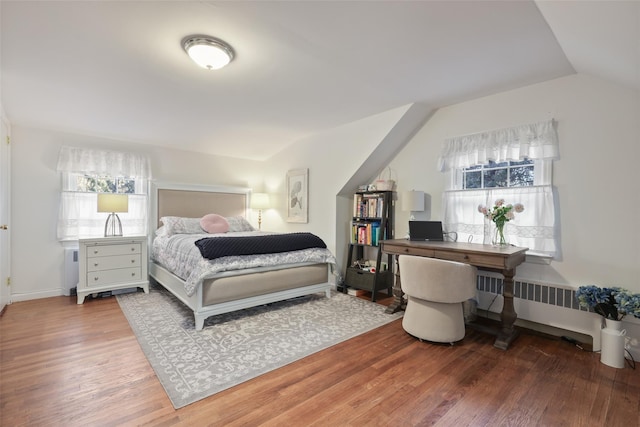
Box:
[576,285,640,320]
[615,292,640,319]
[577,285,640,369]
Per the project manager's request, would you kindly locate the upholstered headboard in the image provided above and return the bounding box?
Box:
[151,183,250,228]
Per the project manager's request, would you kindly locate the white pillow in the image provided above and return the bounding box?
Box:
[225,216,255,232]
[159,216,205,235]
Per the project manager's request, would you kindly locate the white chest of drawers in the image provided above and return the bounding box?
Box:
[77,236,149,304]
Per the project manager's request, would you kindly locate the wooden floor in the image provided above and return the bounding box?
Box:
[1,293,639,427]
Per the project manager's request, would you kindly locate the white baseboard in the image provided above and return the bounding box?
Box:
[10,288,67,302]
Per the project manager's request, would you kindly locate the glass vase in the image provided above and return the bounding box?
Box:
[492,224,508,247]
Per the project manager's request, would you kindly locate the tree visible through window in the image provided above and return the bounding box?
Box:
[74,174,136,194]
[463,159,534,189]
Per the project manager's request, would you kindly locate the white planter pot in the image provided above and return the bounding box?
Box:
[600,319,626,368]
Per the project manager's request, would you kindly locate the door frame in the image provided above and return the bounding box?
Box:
[0,113,11,312]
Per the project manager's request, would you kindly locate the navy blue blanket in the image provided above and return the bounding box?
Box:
[194,232,327,260]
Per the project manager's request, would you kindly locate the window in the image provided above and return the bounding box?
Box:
[63,173,143,195]
[462,159,534,189]
[438,120,558,256]
[56,147,151,241]
[73,174,136,193]
[452,157,551,192]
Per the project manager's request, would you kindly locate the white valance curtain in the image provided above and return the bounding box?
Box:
[56,146,152,241]
[443,186,557,256]
[437,119,559,172]
[56,145,152,178]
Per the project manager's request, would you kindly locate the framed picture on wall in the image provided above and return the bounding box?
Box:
[286,168,308,223]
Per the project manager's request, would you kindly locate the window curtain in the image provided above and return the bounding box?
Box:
[437,119,559,172]
[57,193,149,241]
[443,186,556,256]
[439,120,559,256]
[57,145,152,177]
[56,146,151,241]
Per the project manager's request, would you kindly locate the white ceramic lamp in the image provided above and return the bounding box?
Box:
[402,190,425,220]
[402,190,425,239]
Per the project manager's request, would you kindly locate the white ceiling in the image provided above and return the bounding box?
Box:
[1,1,638,161]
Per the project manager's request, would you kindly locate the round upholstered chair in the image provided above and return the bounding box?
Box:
[398,255,478,344]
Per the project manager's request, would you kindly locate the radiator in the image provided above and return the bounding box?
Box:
[475,273,620,354]
[63,248,79,296]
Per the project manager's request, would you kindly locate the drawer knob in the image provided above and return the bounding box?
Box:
[404,248,409,252]
[131,259,135,263]
[94,250,99,254]
[93,277,99,281]
[131,273,136,277]
[94,263,99,267]
[131,247,135,251]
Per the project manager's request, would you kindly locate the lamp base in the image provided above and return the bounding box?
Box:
[104,213,123,237]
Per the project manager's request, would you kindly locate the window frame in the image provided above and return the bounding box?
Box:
[62,172,145,195]
[443,158,556,259]
[448,159,552,191]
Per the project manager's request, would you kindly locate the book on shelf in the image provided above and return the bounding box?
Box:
[351,221,381,245]
[352,193,385,218]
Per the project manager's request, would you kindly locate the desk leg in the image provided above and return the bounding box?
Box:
[385,254,405,314]
[494,269,519,350]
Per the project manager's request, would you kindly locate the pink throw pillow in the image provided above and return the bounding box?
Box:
[200,214,230,234]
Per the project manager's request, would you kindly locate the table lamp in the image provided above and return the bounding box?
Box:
[402,190,424,239]
[402,190,424,220]
[250,193,270,230]
[97,193,129,237]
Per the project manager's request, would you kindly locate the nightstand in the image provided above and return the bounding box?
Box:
[77,236,149,304]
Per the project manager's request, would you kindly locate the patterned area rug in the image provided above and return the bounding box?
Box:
[117,284,402,408]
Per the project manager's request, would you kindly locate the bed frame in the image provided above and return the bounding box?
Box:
[148,182,333,330]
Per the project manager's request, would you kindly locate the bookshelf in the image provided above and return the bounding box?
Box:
[344,190,394,302]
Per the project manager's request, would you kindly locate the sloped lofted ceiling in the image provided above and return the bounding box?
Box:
[1,1,637,161]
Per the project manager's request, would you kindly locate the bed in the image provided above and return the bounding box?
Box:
[147,182,336,330]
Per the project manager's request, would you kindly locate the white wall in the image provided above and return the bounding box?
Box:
[388,73,640,351]
[260,105,414,270]
[10,72,640,350]
[389,73,640,291]
[9,105,410,300]
[10,127,266,300]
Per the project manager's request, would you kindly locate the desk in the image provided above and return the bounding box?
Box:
[380,239,528,350]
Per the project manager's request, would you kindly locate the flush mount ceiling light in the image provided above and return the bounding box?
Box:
[182,35,234,70]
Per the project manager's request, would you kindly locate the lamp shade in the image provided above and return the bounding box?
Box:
[402,190,424,212]
[250,193,270,210]
[97,193,129,213]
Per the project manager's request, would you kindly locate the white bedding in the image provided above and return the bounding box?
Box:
[151,231,337,297]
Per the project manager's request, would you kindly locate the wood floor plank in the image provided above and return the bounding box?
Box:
[2,294,640,426]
